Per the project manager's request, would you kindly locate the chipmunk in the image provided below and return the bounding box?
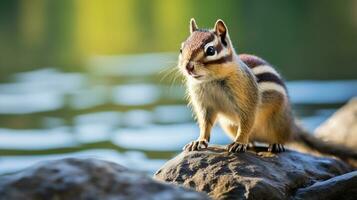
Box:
[178,18,357,161]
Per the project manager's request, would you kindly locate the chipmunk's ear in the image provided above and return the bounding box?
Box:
[214,19,228,46]
[190,18,198,34]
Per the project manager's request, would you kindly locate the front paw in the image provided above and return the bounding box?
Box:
[227,142,248,153]
[183,140,208,151]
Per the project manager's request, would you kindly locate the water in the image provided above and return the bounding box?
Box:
[0,53,356,175]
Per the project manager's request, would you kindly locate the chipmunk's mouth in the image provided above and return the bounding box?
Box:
[192,75,203,79]
[186,71,204,79]
[192,75,203,78]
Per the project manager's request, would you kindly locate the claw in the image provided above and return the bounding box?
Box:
[198,141,208,149]
[183,140,208,151]
[268,144,285,153]
[227,142,248,153]
[191,141,199,151]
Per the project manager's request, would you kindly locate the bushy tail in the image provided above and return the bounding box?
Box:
[292,125,357,161]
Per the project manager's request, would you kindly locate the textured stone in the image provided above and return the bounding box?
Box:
[294,171,357,200]
[0,158,209,200]
[154,146,353,200]
[315,98,357,150]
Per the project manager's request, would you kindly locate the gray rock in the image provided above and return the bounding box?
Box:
[294,171,357,200]
[154,146,353,200]
[0,158,209,200]
[315,98,357,151]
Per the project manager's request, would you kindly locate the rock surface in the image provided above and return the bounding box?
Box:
[294,171,357,200]
[154,146,354,200]
[0,158,209,200]
[315,98,357,150]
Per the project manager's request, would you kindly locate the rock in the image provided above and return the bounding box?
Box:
[294,171,357,200]
[0,158,209,200]
[315,98,357,150]
[154,146,353,200]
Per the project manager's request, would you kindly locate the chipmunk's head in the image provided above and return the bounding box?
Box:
[178,18,236,82]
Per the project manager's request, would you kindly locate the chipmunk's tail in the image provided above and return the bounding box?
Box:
[292,125,357,161]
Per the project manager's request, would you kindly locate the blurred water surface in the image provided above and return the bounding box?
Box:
[0,53,356,175]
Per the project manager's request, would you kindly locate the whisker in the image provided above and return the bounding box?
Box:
[159,66,179,83]
[157,59,185,96]
[168,69,183,92]
[158,67,173,75]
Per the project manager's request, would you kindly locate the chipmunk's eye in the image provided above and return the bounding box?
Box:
[205,46,216,56]
[180,48,182,54]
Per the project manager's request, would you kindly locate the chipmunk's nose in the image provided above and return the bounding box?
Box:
[185,62,194,74]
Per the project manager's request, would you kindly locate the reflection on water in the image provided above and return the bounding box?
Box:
[70,85,109,109]
[113,84,160,106]
[0,127,76,149]
[0,53,356,175]
[112,124,231,151]
[0,91,63,114]
[288,81,357,104]
[0,68,86,114]
[0,150,165,175]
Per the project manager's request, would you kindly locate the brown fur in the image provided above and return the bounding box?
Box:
[181,31,214,61]
[239,54,268,68]
[187,62,259,145]
[179,19,357,161]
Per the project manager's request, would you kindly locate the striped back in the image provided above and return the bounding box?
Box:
[239,54,287,96]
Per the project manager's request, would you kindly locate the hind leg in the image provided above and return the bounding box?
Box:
[258,91,292,153]
[265,117,291,153]
[266,111,292,153]
[268,143,285,152]
[264,121,289,153]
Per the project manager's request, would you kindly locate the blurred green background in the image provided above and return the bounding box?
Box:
[0,0,356,175]
[1,0,357,79]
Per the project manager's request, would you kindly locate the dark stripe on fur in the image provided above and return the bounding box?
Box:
[255,72,285,86]
[215,42,223,54]
[239,54,268,69]
[190,34,215,59]
[202,53,232,65]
